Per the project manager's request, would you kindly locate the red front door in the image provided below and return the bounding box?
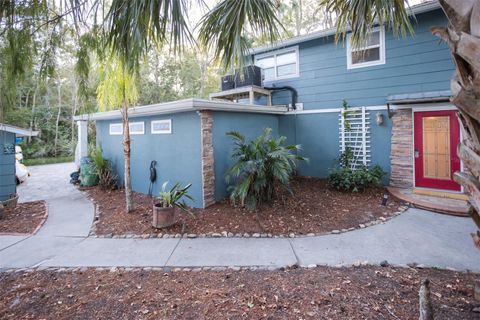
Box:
[414,110,461,191]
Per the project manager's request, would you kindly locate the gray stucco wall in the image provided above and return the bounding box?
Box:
[212,111,280,201]
[0,131,16,201]
[96,111,203,208]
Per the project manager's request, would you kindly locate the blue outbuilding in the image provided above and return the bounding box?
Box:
[0,123,38,202]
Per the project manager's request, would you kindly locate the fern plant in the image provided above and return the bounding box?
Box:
[225,128,307,210]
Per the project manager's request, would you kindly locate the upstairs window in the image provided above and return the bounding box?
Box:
[347,26,385,69]
[255,46,299,81]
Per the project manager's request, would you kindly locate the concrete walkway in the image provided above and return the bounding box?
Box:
[1,163,479,272]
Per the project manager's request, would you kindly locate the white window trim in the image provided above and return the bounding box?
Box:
[109,123,123,135]
[129,121,145,135]
[151,119,172,134]
[346,26,385,70]
[254,46,300,81]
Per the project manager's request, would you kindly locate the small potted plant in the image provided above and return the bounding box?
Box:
[153,182,194,228]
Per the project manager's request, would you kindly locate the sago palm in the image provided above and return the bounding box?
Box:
[226,128,306,210]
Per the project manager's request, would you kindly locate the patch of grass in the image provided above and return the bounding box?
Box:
[23,156,74,166]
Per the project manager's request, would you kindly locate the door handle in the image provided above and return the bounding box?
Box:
[414,149,420,158]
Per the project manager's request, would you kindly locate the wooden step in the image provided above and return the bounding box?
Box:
[412,188,469,201]
[387,186,470,217]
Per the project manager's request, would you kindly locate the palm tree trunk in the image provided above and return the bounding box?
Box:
[122,100,134,212]
[432,0,480,238]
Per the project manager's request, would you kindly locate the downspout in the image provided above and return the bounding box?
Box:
[263,85,299,150]
[263,85,298,110]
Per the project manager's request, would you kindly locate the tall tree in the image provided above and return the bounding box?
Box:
[97,0,282,212]
[320,0,480,246]
[96,57,138,212]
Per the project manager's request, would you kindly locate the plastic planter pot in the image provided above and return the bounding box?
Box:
[152,204,178,228]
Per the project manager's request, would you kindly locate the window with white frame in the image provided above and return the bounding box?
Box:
[109,123,123,135]
[255,46,299,81]
[129,121,145,135]
[347,26,385,69]
[151,119,172,134]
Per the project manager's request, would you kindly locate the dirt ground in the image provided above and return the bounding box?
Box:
[0,201,47,235]
[87,178,403,236]
[0,266,477,319]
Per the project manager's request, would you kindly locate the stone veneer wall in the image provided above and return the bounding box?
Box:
[390,109,414,188]
[200,111,216,207]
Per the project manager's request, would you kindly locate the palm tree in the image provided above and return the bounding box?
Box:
[102,0,282,212]
[320,0,480,248]
[96,56,138,212]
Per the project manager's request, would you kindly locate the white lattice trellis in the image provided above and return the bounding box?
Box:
[339,106,371,169]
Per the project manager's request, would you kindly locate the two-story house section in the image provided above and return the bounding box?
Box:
[77,1,464,209]
[251,1,459,194]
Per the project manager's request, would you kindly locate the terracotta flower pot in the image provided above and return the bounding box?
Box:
[152,204,178,228]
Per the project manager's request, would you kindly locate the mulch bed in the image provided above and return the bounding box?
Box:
[86,177,404,236]
[0,201,47,235]
[0,266,478,319]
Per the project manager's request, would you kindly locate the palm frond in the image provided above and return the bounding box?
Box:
[225,127,306,210]
[321,0,414,48]
[198,0,283,70]
[106,0,193,72]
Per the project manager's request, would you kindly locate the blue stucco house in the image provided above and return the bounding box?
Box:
[75,1,460,208]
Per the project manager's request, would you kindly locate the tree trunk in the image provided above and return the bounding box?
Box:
[122,100,134,212]
[29,88,37,144]
[431,0,480,241]
[295,0,303,36]
[419,279,434,320]
[71,82,78,148]
[54,83,62,157]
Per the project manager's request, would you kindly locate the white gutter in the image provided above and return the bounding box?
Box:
[0,123,39,137]
[250,1,441,55]
[73,98,288,121]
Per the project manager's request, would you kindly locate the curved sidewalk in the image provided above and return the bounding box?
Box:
[0,163,479,272]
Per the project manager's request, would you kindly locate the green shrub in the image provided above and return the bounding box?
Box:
[328,165,385,192]
[90,147,118,191]
[225,128,307,210]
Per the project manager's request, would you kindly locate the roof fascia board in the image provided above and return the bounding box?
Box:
[74,98,287,121]
[0,123,39,137]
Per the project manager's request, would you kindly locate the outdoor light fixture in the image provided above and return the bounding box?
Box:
[381,192,389,206]
[376,112,384,125]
